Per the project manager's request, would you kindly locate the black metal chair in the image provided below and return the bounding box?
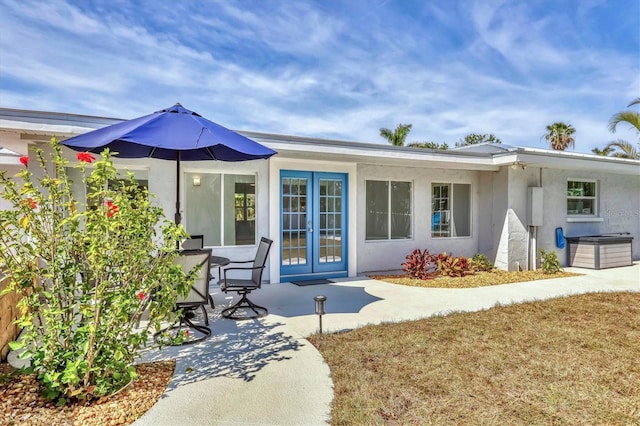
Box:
[181,234,204,250]
[181,234,217,307]
[155,248,213,344]
[220,237,273,320]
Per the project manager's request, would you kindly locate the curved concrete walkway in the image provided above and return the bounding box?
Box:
[118,264,638,424]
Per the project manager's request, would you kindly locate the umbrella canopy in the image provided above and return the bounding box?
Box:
[63,103,276,224]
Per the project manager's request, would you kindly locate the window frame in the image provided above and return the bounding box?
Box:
[431,182,472,239]
[184,172,258,247]
[365,179,413,241]
[566,179,598,217]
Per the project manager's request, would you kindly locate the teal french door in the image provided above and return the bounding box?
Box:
[280,171,347,280]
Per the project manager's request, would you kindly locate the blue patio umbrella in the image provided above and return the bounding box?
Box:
[63,103,276,224]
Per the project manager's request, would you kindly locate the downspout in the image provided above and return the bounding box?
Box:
[529,167,543,270]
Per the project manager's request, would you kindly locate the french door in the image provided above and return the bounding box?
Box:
[280,171,347,280]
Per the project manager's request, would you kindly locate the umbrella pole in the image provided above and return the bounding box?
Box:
[175,152,182,225]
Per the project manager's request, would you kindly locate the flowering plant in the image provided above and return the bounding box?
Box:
[0,138,189,404]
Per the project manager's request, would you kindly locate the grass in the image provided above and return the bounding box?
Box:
[369,269,581,288]
[308,292,640,425]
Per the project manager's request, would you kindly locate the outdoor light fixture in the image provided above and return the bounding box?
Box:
[511,161,527,170]
[314,295,326,334]
[192,176,201,186]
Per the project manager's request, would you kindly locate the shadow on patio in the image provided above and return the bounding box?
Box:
[245,280,385,317]
[138,312,303,389]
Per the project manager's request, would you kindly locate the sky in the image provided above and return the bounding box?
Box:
[1,0,638,153]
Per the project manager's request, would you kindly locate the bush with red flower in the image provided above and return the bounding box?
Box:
[0,138,191,405]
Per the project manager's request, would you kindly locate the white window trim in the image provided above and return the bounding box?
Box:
[365,179,413,241]
[184,171,258,247]
[431,182,472,239]
[567,178,598,218]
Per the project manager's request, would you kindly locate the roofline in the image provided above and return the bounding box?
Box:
[0,107,124,124]
[515,146,640,165]
[240,130,494,158]
[1,107,639,172]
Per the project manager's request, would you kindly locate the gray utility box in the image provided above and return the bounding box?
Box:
[566,235,633,269]
[527,187,543,226]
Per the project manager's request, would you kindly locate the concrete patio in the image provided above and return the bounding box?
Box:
[132,263,639,425]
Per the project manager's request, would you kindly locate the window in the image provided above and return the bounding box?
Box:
[366,180,412,240]
[567,180,597,216]
[431,183,470,238]
[66,167,149,211]
[185,173,256,246]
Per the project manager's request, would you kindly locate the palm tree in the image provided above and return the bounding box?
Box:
[603,139,639,159]
[544,122,576,151]
[601,99,640,159]
[380,123,412,147]
[591,146,614,156]
[608,98,640,135]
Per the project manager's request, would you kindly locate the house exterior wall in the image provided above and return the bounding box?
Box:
[6,143,275,280]
[2,109,638,282]
[268,156,358,284]
[477,171,495,261]
[138,157,274,279]
[491,166,542,271]
[0,165,22,211]
[538,168,640,265]
[356,163,481,274]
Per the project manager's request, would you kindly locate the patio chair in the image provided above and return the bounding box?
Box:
[181,234,204,250]
[220,237,273,320]
[154,248,213,344]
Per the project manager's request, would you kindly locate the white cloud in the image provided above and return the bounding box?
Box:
[0,0,637,154]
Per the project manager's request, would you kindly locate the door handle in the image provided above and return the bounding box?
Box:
[308,220,313,232]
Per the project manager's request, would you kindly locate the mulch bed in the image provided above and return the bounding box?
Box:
[0,360,175,425]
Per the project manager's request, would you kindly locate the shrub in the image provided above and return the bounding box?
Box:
[0,139,189,404]
[539,249,562,274]
[402,249,438,280]
[470,253,495,271]
[436,253,477,277]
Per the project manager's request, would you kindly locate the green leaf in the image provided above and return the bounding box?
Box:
[8,340,25,350]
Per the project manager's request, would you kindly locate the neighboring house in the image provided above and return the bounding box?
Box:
[1,108,639,284]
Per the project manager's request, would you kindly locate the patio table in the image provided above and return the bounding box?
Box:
[211,255,230,282]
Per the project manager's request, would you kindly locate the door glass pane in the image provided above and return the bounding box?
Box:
[319,178,342,263]
[432,183,450,237]
[281,177,307,266]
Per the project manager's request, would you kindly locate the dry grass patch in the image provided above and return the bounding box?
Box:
[370,269,581,288]
[309,292,640,425]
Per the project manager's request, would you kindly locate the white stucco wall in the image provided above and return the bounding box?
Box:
[477,171,494,259]
[356,164,481,273]
[491,165,640,269]
[538,168,640,264]
[3,110,638,281]
[491,166,541,271]
[0,165,23,211]
[268,157,358,284]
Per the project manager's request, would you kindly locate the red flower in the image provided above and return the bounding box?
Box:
[137,292,145,301]
[76,152,96,163]
[184,330,189,337]
[24,198,37,209]
[106,200,119,218]
[19,156,29,166]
